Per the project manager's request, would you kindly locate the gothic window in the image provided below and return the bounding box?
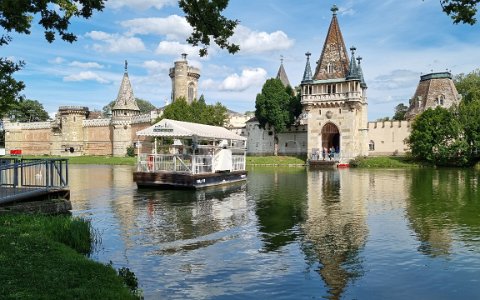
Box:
[309,86,313,94]
[369,140,375,151]
[188,82,195,102]
[439,95,445,106]
[327,63,334,73]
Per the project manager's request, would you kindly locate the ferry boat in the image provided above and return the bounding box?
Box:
[133,119,247,189]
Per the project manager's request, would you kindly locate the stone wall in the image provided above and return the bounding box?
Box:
[366,121,411,155]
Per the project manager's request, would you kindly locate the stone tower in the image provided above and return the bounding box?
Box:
[169,53,201,104]
[54,106,89,155]
[405,71,461,120]
[300,5,368,161]
[111,61,140,157]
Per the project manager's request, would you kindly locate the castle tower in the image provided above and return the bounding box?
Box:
[405,71,461,120]
[301,5,368,161]
[276,56,291,87]
[111,61,140,157]
[54,106,89,155]
[169,53,201,104]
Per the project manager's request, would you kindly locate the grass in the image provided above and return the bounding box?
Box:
[349,156,421,168]
[0,214,138,299]
[8,155,137,165]
[246,155,306,165]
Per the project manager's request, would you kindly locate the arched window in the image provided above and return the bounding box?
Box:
[439,95,445,106]
[327,63,334,73]
[369,140,375,151]
[188,82,195,102]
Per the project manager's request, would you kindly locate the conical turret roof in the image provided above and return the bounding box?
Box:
[112,61,140,112]
[313,5,350,80]
[276,58,291,87]
[302,52,313,83]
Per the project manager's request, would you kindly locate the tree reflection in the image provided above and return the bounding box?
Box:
[407,169,480,257]
[249,167,308,252]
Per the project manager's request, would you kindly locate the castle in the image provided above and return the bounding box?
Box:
[3,6,461,159]
[245,5,461,159]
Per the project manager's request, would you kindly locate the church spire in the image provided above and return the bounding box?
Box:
[112,61,140,114]
[313,5,349,80]
[357,56,367,88]
[302,52,313,83]
[276,55,291,87]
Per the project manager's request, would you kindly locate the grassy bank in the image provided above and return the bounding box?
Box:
[0,214,138,299]
[10,155,137,165]
[350,156,421,168]
[246,155,306,166]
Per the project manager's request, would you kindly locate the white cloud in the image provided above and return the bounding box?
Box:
[219,68,267,91]
[63,71,109,84]
[142,60,171,73]
[49,57,65,64]
[230,25,294,54]
[371,69,420,90]
[85,31,146,53]
[121,15,192,40]
[69,61,104,69]
[106,0,176,10]
[155,41,198,56]
[200,78,218,90]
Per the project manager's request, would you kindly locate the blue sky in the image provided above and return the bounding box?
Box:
[3,0,480,120]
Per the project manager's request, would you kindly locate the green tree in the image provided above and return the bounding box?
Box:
[408,107,469,166]
[255,78,292,155]
[8,99,50,122]
[179,0,239,57]
[392,103,408,120]
[286,85,302,125]
[439,0,480,24]
[102,98,156,117]
[458,99,480,158]
[454,69,480,103]
[161,96,227,126]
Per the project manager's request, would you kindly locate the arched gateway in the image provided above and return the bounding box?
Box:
[321,123,340,152]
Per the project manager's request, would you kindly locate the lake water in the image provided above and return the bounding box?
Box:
[70,165,480,299]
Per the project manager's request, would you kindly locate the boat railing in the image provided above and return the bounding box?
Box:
[232,155,246,171]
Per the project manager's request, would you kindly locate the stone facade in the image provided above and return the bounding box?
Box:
[4,65,153,157]
[405,72,461,120]
[169,53,200,104]
[300,6,368,161]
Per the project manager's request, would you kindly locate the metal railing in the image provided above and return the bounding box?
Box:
[0,158,69,204]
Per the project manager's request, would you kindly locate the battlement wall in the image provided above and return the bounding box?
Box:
[367,121,411,156]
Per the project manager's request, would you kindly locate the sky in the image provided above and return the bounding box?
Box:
[3,0,480,120]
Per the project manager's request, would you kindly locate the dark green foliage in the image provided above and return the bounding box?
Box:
[454,69,480,103]
[392,103,408,120]
[118,267,139,293]
[161,96,228,126]
[0,0,105,43]
[408,107,470,166]
[126,145,136,157]
[7,99,50,122]
[102,98,157,117]
[0,55,25,114]
[179,0,239,56]
[0,214,137,299]
[255,78,292,133]
[440,0,480,24]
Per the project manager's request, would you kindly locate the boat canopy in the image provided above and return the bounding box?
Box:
[136,119,247,141]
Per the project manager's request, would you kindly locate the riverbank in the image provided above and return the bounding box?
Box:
[349,156,421,168]
[0,214,139,299]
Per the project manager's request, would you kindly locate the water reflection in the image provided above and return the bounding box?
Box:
[407,169,480,257]
[68,165,480,299]
[303,170,368,299]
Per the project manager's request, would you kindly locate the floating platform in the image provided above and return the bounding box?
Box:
[308,160,337,168]
[133,170,248,189]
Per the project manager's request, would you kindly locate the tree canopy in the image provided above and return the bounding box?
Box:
[8,99,50,122]
[440,0,480,24]
[392,103,408,121]
[255,78,295,134]
[454,69,480,103]
[160,96,228,127]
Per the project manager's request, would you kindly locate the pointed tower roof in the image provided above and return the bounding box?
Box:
[356,56,367,88]
[276,56,291,87]
[112,60,140,112]
[302,52,313,83]
[346,46,360,80]
[313,5,350,80]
